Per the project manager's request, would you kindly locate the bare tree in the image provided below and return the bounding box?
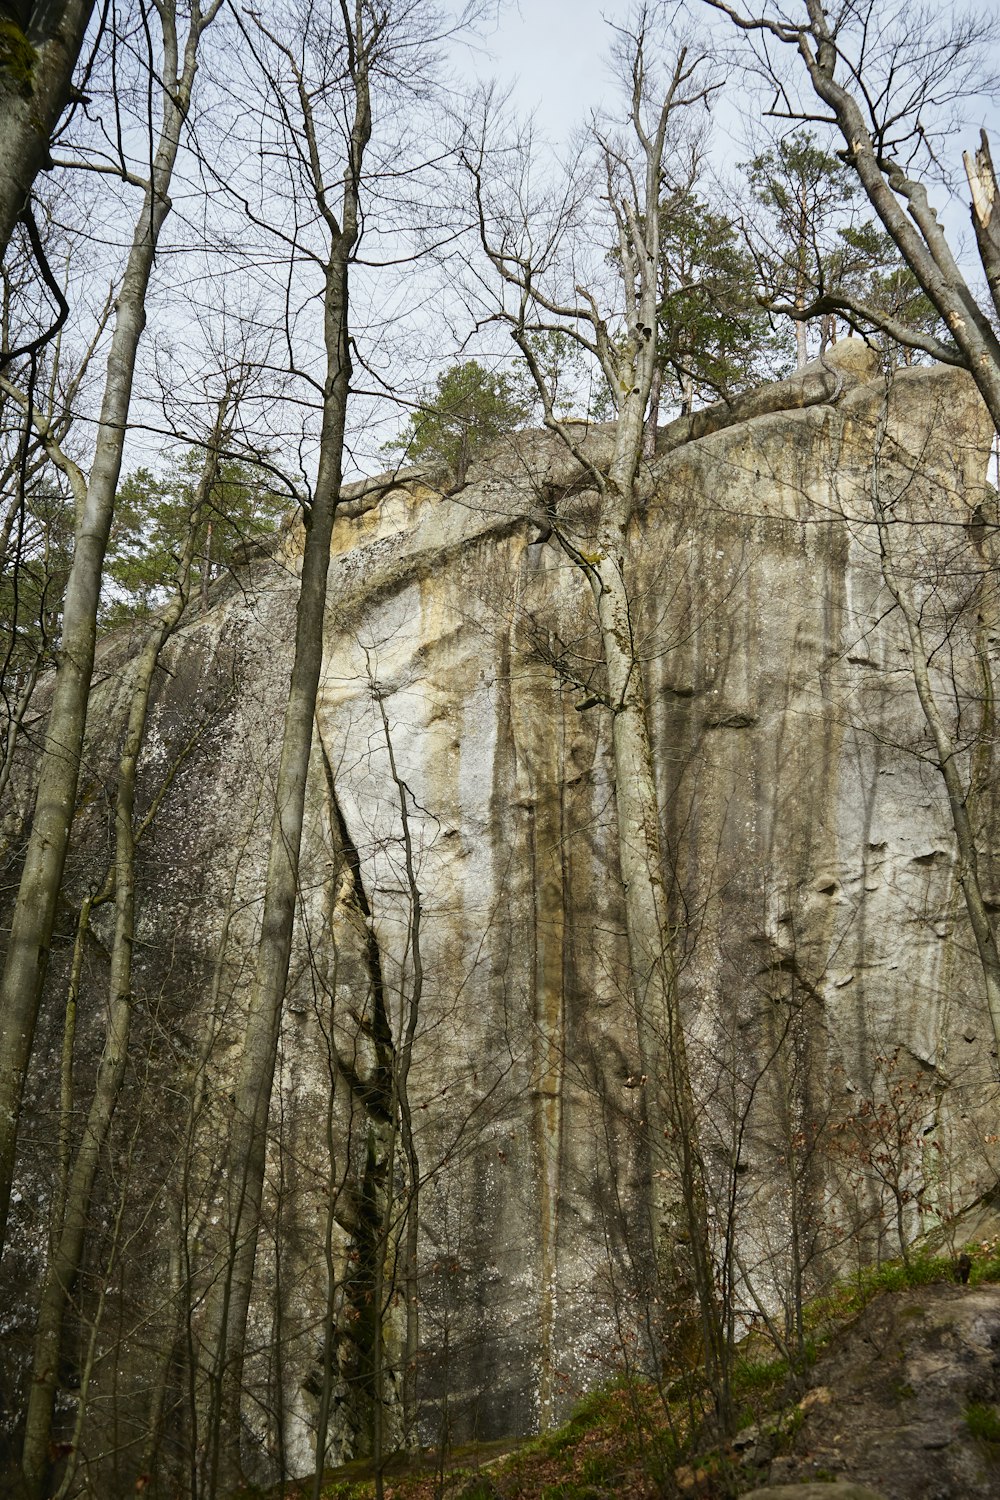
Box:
[0,0,223,1259]
[464,4,731,1416]
[193,2,474,1486]
[0,1,96,271]
[704,0,1000,429]
[18,385,237,1500]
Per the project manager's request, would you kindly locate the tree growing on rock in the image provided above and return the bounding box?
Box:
[746,129,858,368]
[382,359,530,486]
[654,185,785,418]
[464,3,732,1424]
[705,0,1000,427]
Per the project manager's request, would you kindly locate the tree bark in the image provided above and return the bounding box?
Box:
[198,35,372,1488]
[0,0,220,1259]
[20,405,227,1499]
[0,0,96,266]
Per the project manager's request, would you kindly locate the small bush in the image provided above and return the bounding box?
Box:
[968,1236,1000,1286]
[579,1453,616,1484]
[966,1402,1000,1444]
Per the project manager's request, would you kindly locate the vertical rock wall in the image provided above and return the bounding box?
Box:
[2,353,997,1485]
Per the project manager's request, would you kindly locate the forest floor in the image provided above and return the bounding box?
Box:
[251,1242,1000,1500]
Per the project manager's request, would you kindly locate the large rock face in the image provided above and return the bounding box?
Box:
[756,1283,1000,1499]
[3,347,999,1485]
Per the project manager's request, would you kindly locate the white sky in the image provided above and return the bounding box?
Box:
[469,0,621,145]
[72,1,1000,485]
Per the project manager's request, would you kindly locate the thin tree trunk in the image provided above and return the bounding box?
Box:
[0,0,220,1258]
[0,660,40,808]
[869,390,1000,1054]
[795,194,809,369]
[202,350,350,1491]
[199,45,372,1487]
[794,300,809,368]
[642,362,662,458]
[485,37,726,1410]
[200,519,212,614]
[20,409,225,1498]
[376,690,423,1445]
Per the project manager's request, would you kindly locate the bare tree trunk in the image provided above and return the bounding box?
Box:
[375,688,423,1446]
[794,294,808,368]
[586,481,722,1394]
[20,405,227,1498]
[479,31,726,1406]
[642,362,662,457]
[708,0,1000,426]
[200,519,212,614]
[795,193,809,369]
[869,388,1000,1055]
[0,0,221,1257]
[198,35,371,1487]
[0,0,95,267]
[204,286,353,1491]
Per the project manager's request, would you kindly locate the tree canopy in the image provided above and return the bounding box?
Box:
[102,453,286,628]
[382,359,532,484]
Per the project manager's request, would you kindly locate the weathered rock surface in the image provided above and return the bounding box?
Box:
[3,346,999,1486]
[758,1285,1000,1499]
[743,1485,888,1500]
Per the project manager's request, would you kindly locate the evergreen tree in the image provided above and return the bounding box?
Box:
[383,359,531,484]
[746,129,944,367]
[747,129,858,367]
[831,222,944,363]
[0,481,73,688]
[656,188,789,412]
[103,453,285,627]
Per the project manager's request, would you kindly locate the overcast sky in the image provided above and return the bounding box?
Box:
[467,0,621,145]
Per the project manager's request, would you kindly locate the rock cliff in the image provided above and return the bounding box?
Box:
[2,345,998,1485]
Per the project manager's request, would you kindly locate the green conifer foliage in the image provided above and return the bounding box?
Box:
[383,359,531,484]
[103,454,285,626]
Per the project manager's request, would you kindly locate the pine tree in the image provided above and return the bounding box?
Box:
[656,188,789,412]
[383,359,531,484]
[102,454,285,626]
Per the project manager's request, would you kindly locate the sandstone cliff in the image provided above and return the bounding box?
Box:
[2,347,997,1486]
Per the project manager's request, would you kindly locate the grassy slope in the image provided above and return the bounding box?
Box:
[250,1241,1000,1500]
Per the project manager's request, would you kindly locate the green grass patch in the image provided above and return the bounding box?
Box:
[966,1402,1000,1444]
[732,1352,788,1401]
[802,1251,958,1352]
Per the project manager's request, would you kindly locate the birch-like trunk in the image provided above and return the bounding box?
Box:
[870,396,1000,1055]
[0,0,220,1256]
[20,411,226,1499]
[198,43,372,1489]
